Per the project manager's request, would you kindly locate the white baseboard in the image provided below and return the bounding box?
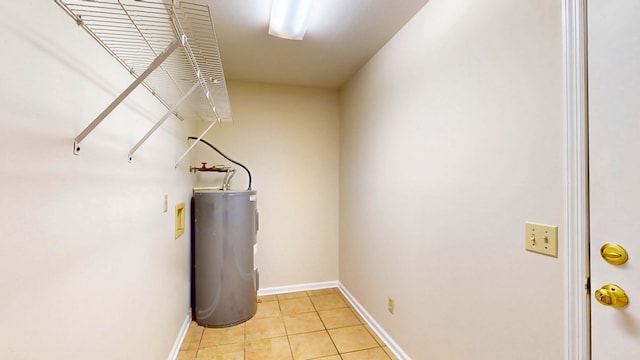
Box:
[257,280,340,296]
[167,310,192,360]
[338,283,411,360]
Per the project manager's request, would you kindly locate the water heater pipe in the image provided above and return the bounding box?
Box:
[188,137,252,190]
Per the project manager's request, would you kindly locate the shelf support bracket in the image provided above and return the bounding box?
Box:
[74,39,180,155]
[128,81,200,161]
[174,120,218,168]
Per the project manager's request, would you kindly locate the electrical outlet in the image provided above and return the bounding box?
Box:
[525,222,558,257]
[163,194,168,213]
[388,297,395,315]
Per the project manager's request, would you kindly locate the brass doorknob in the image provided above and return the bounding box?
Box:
[600,243,629,265]
[595,284,628,308]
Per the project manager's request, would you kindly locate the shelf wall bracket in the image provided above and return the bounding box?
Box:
[174,120,218,168]
[73,39,180,155]
[128,81,200,162]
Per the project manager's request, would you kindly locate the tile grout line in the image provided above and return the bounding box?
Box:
[260,296,297,360]
[195,321,204,360]
[281,298,296,360]
[310,294,342,360]
[243,306,247,360]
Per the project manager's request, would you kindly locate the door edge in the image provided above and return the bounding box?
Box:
[562,0,590,359]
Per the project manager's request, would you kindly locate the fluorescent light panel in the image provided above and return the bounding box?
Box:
[269,0,312,40]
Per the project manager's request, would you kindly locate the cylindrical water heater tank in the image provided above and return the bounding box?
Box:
[193,189,258,327]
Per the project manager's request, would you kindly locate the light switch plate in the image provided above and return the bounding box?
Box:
[525,222,558,257]
[163,194,168,213]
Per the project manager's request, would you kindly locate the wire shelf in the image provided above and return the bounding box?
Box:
[56,0,232,123]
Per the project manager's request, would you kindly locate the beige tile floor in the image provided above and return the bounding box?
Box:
[177,288,398,360]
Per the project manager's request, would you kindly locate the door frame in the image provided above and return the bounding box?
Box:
[562,0,590,359]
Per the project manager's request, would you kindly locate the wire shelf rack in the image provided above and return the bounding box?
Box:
[57,0,231,122]
[56,0,232,159]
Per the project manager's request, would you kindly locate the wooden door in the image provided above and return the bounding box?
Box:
[588,0,640,358]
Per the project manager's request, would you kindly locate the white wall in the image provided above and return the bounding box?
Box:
[339,0,564,359]
[0,1,194,358]
[195,81,340,288]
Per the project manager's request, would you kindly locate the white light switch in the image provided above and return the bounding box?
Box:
[525,222,558,257]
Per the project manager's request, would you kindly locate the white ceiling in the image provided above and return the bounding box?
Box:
[206,0,429,89]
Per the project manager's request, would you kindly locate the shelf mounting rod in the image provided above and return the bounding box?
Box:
[74,39,180,155]
[128,81,200,161]
[174,120,218,168]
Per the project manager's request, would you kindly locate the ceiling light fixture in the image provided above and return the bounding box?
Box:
[268,0,313,40]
